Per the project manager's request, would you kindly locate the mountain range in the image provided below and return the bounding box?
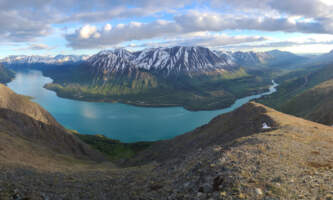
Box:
[0,47,309,70]
[0,55,89,65]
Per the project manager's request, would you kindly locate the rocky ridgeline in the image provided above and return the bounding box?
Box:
[0,96,332,199]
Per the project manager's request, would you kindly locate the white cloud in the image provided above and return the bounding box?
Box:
[130,33,267,49]
[104,24,112,32]
[65,11,329,49]
[2,0,333,53]
[15,43,54,51]
[0,0,192,42]
[79,25,98,39]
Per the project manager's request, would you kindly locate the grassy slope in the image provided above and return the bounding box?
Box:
[257,64,333,109]
[71,131,152,161]
[280,79,333,125]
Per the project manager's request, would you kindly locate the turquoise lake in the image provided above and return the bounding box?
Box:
[7,70,278,142]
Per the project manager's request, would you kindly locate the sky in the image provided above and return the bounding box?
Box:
[1,0,333,57]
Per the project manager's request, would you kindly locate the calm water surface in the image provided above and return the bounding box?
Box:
[7,70,278,142]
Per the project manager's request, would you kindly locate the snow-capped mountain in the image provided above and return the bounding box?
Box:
[87,47,309,77]
[0,55,88,65]
[87,46,236,76]
[2,47,309,75]
[133,46,233,73]
[87,51,136,75]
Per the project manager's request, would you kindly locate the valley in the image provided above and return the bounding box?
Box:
[258,51,333,126]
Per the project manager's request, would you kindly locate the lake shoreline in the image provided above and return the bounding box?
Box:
[8,70,279,142]
[44,83,273,112]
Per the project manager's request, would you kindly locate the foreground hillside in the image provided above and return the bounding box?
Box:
[0,84,105,167]
[0,85,332,199]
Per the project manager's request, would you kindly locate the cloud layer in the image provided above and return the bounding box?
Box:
[66,11,328,49]
[1,0,333,52]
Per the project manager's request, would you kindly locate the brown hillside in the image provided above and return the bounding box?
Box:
[0,84,60,127]
[0,101,332,199]
[0,85,105,166]
[127,102,278,165]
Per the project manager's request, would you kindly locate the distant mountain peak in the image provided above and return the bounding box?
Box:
[0,54,88,65]
[87,50,136,74]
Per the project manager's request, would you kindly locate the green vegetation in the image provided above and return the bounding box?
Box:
[71,130,152,161]
[278,79,333,125]
[258,64,333,109]
[256,63,333,125]
[43,66,272,110]
[0,64,15,83]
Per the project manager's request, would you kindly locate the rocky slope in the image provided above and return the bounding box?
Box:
[1,101,332,199]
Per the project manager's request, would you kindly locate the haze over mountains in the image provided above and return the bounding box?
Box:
[0,55,89,65]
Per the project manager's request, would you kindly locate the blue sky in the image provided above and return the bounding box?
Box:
[1,0,333,57]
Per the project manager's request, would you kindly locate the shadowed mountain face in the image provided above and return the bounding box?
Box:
[0,84,61,127]
[0,64,14,84]
[0,84,105,165]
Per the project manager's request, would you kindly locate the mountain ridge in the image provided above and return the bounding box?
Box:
[0,84,105,164]
[1,100,332,199]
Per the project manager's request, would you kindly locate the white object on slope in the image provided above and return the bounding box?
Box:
[262,122,271,129]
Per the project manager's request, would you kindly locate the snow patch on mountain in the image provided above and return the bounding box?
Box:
[88,46,237,75]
